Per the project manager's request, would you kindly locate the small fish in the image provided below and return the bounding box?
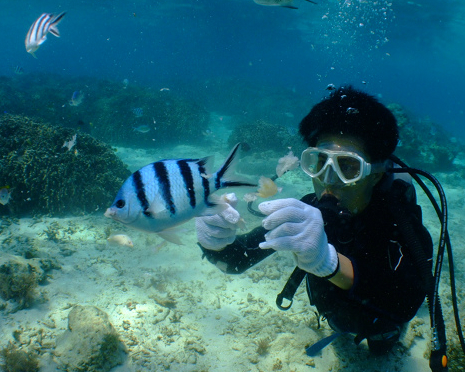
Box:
[326,84,336,91]
[107,234,134,248]
[63,134,77,151]
[0,186,13,206]
[69,90,84,107]
[132,107,144,118]
[12,65,24,75]
[253,0,315,9]
[104,143,256,244]
[159,87,170,92]
[25,12,66,58]
[133,125,151,133]
[202,129,215,137]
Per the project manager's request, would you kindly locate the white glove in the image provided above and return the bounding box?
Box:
[258,198,339,278]
[196,193,241,251]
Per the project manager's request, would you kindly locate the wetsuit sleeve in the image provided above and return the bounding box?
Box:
[198,226,276,274]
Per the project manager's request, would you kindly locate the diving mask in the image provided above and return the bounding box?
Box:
[301,147,386,185]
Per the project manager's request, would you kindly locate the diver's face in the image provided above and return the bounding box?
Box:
[312,135,383,215]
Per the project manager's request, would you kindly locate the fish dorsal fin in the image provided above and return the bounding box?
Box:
[196,155,215,176]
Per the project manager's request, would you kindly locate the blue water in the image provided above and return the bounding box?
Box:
[2,0,465,138]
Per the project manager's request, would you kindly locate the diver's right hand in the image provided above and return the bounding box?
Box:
[195,193,241,251]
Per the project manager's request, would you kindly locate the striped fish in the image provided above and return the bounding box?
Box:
[25,12,66,58]
[104,143,255,244]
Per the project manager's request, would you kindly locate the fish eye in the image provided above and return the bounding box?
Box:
[115,199,125,208]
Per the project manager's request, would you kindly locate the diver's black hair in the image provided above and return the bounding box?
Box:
[299,86,398,162]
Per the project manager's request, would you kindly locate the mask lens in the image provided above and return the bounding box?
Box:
[336,155,362,181]
[306,151,328,175]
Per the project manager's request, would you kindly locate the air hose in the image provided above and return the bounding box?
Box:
[389,154,465,371]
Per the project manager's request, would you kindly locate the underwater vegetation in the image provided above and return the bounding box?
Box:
[0,343,40,372]
[389,103,462,172]
[0,73,209,148]
[0,114,131,216]
[0,255,39,310]
[255,337,272,356]
[0,254,58,311]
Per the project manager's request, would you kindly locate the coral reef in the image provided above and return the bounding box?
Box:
[0,73,209,148]
[388,103,462,171]
[0,114,131,216]
[228,119,304,154]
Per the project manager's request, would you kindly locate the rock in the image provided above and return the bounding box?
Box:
[54,305,127,372]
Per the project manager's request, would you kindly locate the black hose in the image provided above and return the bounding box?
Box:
[390,155,465,368]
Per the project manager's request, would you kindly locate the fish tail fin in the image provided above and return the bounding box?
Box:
[283,1,298,8]
[212,143,256,190]
[49,12,66,37]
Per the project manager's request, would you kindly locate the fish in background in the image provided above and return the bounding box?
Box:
[104,143,256,244]
[107,234,134,248]
[12,65,24,75]
[63,134,77,151]
[25,12,66,58]
[0,186,13,206]
[132,107,144,118]
[133,125,151,133]
[253,0,316,9]
[69,90,84,107]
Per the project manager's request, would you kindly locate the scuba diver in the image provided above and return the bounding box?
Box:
[196,86,460,370]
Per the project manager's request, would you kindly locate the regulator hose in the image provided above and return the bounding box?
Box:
[389,154,465,370]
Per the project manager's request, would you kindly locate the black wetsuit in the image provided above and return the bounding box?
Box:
[199,177,433,343]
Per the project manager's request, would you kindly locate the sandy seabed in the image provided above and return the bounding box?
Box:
[1,141,464,372]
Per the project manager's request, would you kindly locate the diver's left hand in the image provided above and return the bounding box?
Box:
[258,198,338,277]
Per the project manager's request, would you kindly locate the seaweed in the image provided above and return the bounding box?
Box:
[86,333,126,372]
[0,262,38,309]
[0,343,40,372]
[255,337,271,356]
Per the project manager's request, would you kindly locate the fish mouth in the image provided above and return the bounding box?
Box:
[104,208,116,218]
[104,206,139,225]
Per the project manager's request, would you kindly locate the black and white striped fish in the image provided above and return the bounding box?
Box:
[104,143,255,244]
[25,12,66,58]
